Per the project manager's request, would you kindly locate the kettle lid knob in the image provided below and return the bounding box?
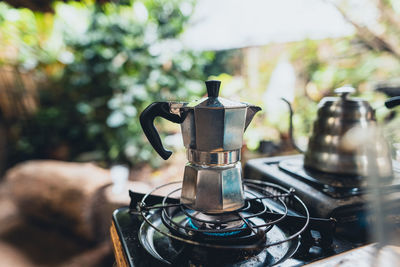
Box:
[334,85,355,99]
[205,80,221,97]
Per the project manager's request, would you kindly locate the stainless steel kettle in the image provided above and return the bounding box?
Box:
[140,80,261,213]
[287,86,400,178]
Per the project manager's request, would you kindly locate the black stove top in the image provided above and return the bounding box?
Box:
[111,180,360,267]
[277,155,400,198]
[244,154,400,242]
[111,155,400,266]
[244,155,400,213]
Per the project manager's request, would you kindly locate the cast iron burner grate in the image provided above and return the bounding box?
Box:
[133,180,336,266]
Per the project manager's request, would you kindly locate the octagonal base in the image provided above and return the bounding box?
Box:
[180,162,244,213]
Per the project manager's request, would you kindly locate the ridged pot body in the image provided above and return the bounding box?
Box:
[304,96,393,178]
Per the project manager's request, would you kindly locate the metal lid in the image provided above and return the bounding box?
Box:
[186,80,248,109]
[317,85,375,122]
[318,85,371,108]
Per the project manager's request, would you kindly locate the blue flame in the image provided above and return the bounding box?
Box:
[187,218,246,236]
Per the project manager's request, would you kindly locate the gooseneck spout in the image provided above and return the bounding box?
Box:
[244,105,262,131]
[281,98,304,153]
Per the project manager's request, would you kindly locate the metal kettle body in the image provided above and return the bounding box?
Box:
[304,88,386,177]
[286,86,399,179]
[140,80,261,213]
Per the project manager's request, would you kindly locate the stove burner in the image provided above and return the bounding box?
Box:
[278,156,400,198]
[187,212,246,237]
[136,180,314,265]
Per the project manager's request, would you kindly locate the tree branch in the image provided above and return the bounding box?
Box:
[328,0,400,59]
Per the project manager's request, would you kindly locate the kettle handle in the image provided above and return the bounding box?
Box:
[140,102,185,160]
[384,96,400,109]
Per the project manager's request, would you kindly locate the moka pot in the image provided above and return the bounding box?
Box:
[140,80,261,213]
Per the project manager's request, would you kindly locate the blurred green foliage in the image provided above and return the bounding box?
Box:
[2,0,400,167]
[289,37,400,149]
[291,39,400,95]
[1,1,215,167]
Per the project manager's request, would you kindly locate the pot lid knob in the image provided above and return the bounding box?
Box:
[205,80,221,97]
[334,85,356,99]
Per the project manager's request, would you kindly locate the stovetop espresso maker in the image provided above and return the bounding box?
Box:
[140,80,261,213]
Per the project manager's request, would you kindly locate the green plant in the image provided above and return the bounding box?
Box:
[5,0,215,167]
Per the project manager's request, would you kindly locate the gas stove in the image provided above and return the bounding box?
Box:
[244,154,400,242]
[110,179,360,267]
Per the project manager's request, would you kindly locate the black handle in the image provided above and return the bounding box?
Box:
[140,102,185,160]
[385,96,400,109]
